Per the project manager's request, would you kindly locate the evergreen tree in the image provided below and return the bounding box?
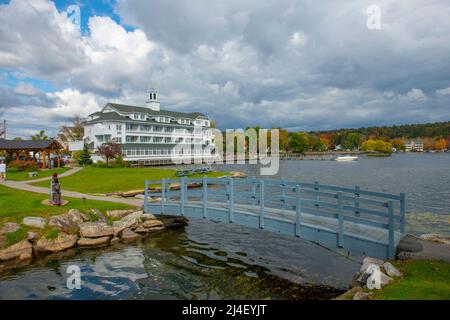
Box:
[78,144,92,166]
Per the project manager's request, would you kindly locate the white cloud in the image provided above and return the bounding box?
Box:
[1,0,450,136]
[290,32,308,47]
[406,88,427,102]
[436,87,450,96]
[47,89,102,118]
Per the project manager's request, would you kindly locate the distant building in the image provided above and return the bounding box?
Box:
[83,88,216,163]
[404,139,423,152]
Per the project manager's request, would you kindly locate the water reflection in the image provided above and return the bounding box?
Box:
[0,220,357,300]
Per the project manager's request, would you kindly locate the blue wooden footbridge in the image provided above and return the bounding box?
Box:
[143,177,406,259]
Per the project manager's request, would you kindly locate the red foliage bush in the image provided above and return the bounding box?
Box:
[8,160,39,172]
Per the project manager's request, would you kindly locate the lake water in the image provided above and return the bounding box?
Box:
[0,153,448,299]
[213,153,450,236]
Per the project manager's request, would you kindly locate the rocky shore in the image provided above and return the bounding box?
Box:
[0,209,187,272]
[334,256,403,300]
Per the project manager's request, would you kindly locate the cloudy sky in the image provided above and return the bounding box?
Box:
[0,0,449,138]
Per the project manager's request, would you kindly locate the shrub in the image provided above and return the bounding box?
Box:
[94,161,107,168]
[8,160,39,172]
[108,156,129,168]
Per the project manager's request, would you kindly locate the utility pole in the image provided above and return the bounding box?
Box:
[0,120,5,140]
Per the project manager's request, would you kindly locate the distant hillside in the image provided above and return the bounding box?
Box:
[311,121,450,139]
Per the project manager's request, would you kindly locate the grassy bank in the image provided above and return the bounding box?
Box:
[0,184,134,229]
[6,167,70,181]
[373,260,450,300]
[31,166,228,194]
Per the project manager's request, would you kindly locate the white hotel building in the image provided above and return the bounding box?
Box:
[83,89,216,164]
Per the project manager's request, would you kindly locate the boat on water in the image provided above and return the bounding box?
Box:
[335,155,359,162]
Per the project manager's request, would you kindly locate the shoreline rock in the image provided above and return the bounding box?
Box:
[1,209,189,273]
[36,234,78,253]
[0,240,33,261]
[79,222,114,238]
[23,217,46,229]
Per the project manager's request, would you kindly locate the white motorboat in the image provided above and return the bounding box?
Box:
[335,155,359,162]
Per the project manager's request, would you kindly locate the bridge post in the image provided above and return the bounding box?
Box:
[251,176,257,206]
[388,200,395,257]
[337,191,344,247]
[180,176,185,216]
[144,179,149,212]
[314,181,320,208]
[203,176,208,219]
[400,193,406,234]
[295,185,301,237]
[259,180,265,229]
[161,178,165,214]
[167,178,171,201]
[354,186,360,217]
[228,177,234,223]
[280,179,286,211]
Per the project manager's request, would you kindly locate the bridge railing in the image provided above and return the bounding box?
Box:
[144,176,406,257]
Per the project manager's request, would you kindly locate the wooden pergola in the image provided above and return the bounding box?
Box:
[0,139,64,168]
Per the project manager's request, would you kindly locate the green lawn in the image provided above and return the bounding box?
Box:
[31,166,228,194]
[0,184,135,226]
[373,260,450,300]
[6,167,70,181]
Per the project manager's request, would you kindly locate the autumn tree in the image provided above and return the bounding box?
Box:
[391,138,405,151]
[435,138,448,150]
[97,141,122,165]
[422,137,436,151]
[361,139,392,154]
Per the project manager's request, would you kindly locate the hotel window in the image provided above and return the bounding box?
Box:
[140,114,146,120]
[140,136,152,143]
[126,136,139,143]
[115,137,122,143]
[116,124,122,132]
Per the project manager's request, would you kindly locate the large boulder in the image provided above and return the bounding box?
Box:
[36,234,78,253]
[353,292,371,300]
[142,219,164,228]
[23,217,47,229]
[81,209,107,223]
[120,228,140,241]
[112,211,143,236]
[135,225,165,233]
[383,262,402,278]
[0,240,33,261]
[79,222,113,238]
[78,236,111,247]
[0,222,21,234]
[363,257,384,266]
[48,209,84,232]
[106,209,135,219]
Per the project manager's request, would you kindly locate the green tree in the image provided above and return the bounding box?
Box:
[78,144,92,166]
[31,130,48,141]
[342,132,362,150]
[289,132,309,153]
